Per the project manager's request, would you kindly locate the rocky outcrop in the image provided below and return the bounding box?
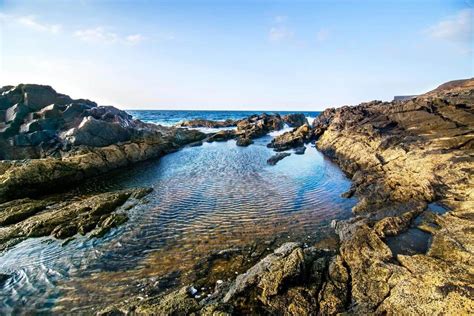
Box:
[0,84,206,201]
[177,119,237,128]
[311,78,474,314]
[236,113,284,139]
[267,152,291,165]
[268,124,312,151]
[0,188,152,251]
[282,113,308,128]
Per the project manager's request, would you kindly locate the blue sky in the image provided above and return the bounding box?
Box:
[0,0,472,110]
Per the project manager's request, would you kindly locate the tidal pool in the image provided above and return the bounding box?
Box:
[0,135,355,313]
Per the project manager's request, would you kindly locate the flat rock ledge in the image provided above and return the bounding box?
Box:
[0,187,152,252]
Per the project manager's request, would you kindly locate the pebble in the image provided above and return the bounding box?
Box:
[189,286,198,295]
[216,280,224,285]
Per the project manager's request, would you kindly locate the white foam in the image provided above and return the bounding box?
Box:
[190,126,237,134]
[306,116,316,126]
[269,124,293,137]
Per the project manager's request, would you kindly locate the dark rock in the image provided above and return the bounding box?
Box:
[206,130,237,142]
[293,146,306,155]
[282,113,308,127]
[178,119,237,128]
[267,152,291,165]
[236,137,253,147]
[268,124,312,151]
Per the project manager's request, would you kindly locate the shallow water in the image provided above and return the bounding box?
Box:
[0,126,355,313]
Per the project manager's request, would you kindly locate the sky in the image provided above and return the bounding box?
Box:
[0,0,472,111]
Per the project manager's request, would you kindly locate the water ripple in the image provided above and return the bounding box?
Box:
[0,137,355,312]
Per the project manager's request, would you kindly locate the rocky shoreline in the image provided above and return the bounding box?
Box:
[1,79,473,314]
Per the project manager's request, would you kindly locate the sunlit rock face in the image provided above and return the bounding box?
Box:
[311,78,474,314]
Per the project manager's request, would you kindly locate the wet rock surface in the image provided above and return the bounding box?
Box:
[267,152,291,165]
[268,123,312,151]
[0,188,152,251]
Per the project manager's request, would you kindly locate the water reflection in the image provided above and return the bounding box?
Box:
[0,136,355,313]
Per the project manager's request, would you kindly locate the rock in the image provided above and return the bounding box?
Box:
[267,153,291,165]
[293,146,306,155]
[0,84,206,198]
[206,130,237,142]
[312,78,474,314]
[0,198,50,226]
[268,124,312,151]
[177,119,237,128]
[134,286,200,315]
[0,188,152,250]
[282,113,308,128]
[236,113,284,139]
[235,137,253,147]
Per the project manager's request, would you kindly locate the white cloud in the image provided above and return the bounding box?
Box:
[0,14,61,33]
[74,27,145,45]
[425,9,472,44]
[125,34,146,45]
[269,26,293,42]
[74,27,119,43]
[316,28,330,43]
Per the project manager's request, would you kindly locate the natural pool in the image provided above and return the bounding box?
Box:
[0,133,356,313]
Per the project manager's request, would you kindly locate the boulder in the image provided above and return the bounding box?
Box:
[268,124,312,151]
[282,113,308,127]
[235,137,253,147]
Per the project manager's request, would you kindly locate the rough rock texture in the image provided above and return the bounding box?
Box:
[0,84,206,201]
[0,188,152,251]
[100,242,338,315]
[267,152,291,165]
[177,113,307,130]
[282,113,308,128]
[177,119,237,128]
[312,78,474,314]
[236,113,285,139]
[268,124,312,151]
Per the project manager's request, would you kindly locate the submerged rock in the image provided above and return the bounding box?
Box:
[0,187,152,251]
[267,152,291,165]
[293,146,306,155]
[235,137,253,147]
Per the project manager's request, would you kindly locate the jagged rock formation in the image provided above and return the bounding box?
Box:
[178,113,307,130]
[0,84,206,201]
[311,78,474,314]
[178,119,237,129]
[268,123,312,151]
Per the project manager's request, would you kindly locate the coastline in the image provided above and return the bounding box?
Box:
[0,79,473,314]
